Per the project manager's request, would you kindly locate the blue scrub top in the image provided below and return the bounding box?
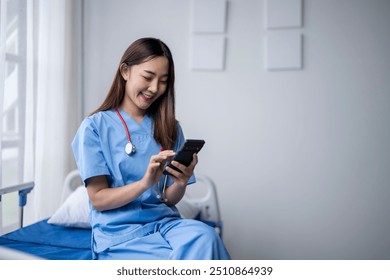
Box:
[72,109,195,252]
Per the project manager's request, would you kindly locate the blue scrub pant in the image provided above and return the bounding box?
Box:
[95,218,231,260]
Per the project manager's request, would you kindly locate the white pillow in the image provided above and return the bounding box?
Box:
[47,185,201,228]
[48,185,91,228]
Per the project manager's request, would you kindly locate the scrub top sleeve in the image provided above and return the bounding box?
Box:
[72,118,110,183]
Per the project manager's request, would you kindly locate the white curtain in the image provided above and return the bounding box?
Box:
[25,0,82,224]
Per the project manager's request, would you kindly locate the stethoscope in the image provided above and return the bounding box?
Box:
[115,108,168,202]
[115,109,136,156]
[156,175,168,203]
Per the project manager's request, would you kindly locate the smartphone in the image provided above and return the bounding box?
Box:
[163,139,205,176]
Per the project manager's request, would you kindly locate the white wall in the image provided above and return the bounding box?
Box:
[82,0,390,259]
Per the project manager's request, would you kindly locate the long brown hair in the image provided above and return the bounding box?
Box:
[90,38,177,150]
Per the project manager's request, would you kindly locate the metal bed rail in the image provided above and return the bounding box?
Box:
[0,182,34,234]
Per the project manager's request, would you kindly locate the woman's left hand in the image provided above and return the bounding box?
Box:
[166,153,198,187]
[163,153,198,205]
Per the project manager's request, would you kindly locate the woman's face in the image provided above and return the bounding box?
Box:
[121,56,169,116]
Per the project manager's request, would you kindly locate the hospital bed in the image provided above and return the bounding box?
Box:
[0,170,222,260]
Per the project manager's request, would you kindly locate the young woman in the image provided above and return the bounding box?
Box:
[72,37,230,260]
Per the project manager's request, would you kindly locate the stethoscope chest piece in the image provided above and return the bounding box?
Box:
[125,141,136,155]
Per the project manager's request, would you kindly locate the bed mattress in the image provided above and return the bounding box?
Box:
[0,219,92,260]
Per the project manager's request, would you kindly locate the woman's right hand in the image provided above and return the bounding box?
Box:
[140,150,175,189]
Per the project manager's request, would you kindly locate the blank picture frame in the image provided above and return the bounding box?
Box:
[265,0,302,29]
[190,35,226,71]
[191,0,227,33]
[265,31,302,70]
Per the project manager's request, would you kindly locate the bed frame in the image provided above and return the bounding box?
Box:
[0,171,223,259]
[0,182,34,231]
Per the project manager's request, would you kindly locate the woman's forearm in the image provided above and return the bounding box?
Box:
[164,181,187,206]
[87,176,149,211]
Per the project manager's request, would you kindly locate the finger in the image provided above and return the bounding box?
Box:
[188,153,198,169]
[170,162,192,179]
[170,161,186,173]
[165,166,187,181]
[158,150,175,157]
[147,162,161,172]
[172,153,198,173]
[151,154,174,166]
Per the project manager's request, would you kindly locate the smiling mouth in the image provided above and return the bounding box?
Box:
[140,92,154,101]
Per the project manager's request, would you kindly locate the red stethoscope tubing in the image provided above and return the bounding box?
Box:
[115,109,137,155]
[115,109,132,143]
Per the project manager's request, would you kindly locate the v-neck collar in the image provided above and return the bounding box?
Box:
[116,108,152,135]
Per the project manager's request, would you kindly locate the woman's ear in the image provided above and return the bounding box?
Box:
[120,63,130,80]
